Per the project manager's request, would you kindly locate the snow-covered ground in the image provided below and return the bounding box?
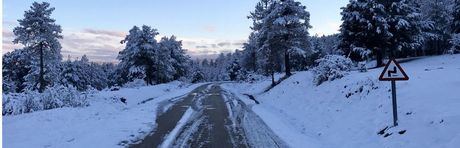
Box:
[3,81,205,148]
[222,54,460,148]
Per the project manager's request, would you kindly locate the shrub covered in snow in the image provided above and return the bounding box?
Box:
[2,85,88,115]
[312,55,354,85]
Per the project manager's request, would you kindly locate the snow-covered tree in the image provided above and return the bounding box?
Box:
[311,34,341,55]
[214,53,230,80]
[418,0,452,55]
[80,54,89,63]
[227,59,242,81]
[380,0,430,57]
[13,2,63,92]
[242,33,258,72]
[60,55,108,91]
[201,59,210,67]
[2,49,32,93]
[191,70,205,83]
[264,0,312,76]
[452,0,460,34]
[187,59,203,83]
[117,25,158,85]
[117,26,189,85]
[249,0,275,32]
[159,36,190,80]
[449,33,460,54]
[247,0,280,78]
[450,0,460,53]
[245,0,311,85]
[155,37,175,84]
[191,50,248,82]
[339,0,431,67]
[339,0,378,63]
[100,62,117,87]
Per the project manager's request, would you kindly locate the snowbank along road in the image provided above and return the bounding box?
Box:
[130,83,287,148]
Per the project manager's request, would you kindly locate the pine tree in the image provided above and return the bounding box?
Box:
[249,0,275,32]
[246,0,311,84]
[117,26,188,85]
[117,26,143,84]
[339,0,430,67]
[265,0,311,76]
[80,54,89,63]
[242,33,258,72]
[155,37,175,83]
[60,55,108,91]
[450,0,460,53]
[339,0,384,66]
[313,34,341,55]
[419,0,452,55]
[201,59,209,67]
[117,25,159,85]
[2,49,32,93]
[13,2,63,92]
[380,0,429,57]
[159,36,190,80]
[452,0,460,34]
[100,62,117,87]
[227,59,242,81]
[247,0,278,79]
[191,70,205,83]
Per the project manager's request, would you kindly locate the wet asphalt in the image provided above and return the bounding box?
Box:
[130,83,286,148]
[129,84,210,148]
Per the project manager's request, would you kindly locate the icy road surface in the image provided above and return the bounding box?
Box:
[130,84,287,148]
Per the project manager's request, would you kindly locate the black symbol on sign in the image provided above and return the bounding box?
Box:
[388,66,397,77]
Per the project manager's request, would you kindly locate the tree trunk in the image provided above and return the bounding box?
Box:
[375,48,384,67]
[271,70,275,87]
[147,65,153,85]
[435,39,440,55]
[422,45,426,56]
[284,50,291,76]
[283,33,291,76]
[39,43,45,93]
[252,52,257,72]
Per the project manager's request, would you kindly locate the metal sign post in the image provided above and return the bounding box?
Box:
[391,80,398,126]
[379,59,409,127]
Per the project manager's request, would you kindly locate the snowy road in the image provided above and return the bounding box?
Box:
[130,83,286,148]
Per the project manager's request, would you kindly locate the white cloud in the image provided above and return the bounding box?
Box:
[177,37,246,59]
[2,28,126,63]
[2,30,23,54]
[60,29,126,63]
[2,28,246,62]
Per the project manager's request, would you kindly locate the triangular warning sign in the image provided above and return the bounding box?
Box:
[379,59,409,81]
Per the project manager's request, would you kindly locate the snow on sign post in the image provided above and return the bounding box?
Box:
[379,59,409,127]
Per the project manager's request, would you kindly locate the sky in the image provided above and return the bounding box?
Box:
[3,0,348,62]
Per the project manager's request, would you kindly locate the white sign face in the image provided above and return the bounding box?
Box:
[379,59,409,81]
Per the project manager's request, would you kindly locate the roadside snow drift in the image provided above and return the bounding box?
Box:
[223,54,460,148]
